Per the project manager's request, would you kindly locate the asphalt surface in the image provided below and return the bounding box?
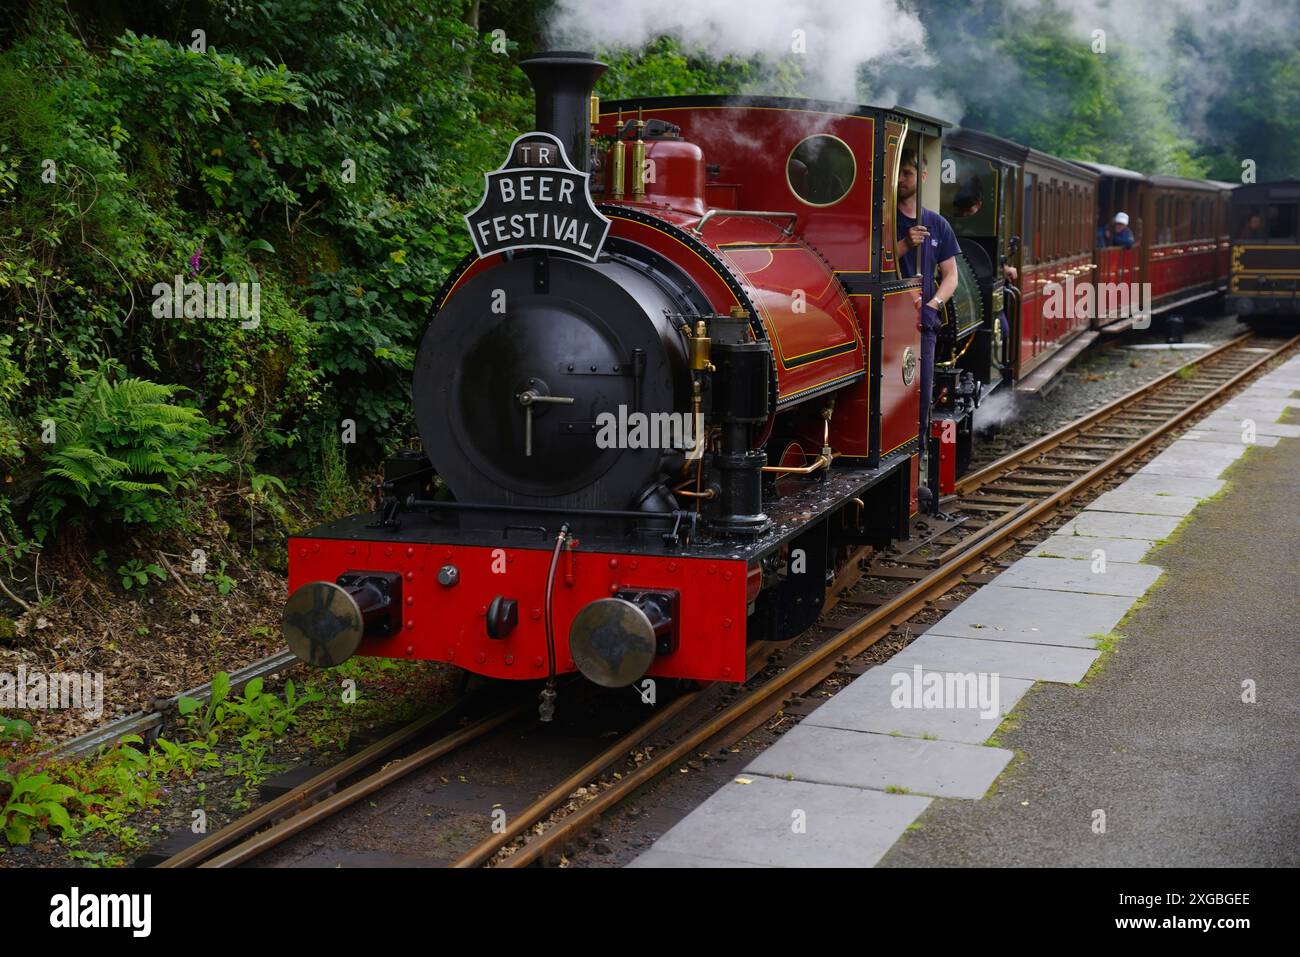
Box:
[879,413,1300,867]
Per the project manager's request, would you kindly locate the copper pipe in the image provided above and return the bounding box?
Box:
[761,451,833,475]
[762,401,836,474]
[675,487,715,500]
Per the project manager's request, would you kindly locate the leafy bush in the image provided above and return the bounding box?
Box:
[116,558,167,592]
[0,335,25,465]
[178,671,322,745]
[0,768,78,845]
[33,362,229,536]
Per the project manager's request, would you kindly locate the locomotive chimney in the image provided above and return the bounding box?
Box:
[520,50,608,172]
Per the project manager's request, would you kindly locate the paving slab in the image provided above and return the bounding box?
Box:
[888,633,1101,684]
[1181,430,1280,447]
[1230,383,1300,395]
[627,848,764,868]
[746,724,1013,799]
[1117,472,1225,499]
[1192,416,1300,437]
[1054,509,1182,540]
[994,555,1161,597]
[1210,409,1299,427]
[1139,456,1239,479]
[924,583,1129,647]
[1145,441,1247,469]
[641,773,931,867]
[799,666,1034,744]
[1216,396,1300,409]
[1029,533,1154,563]
[1083,489,1203,516]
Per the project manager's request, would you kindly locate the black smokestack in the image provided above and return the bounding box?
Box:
[520,51,608,172]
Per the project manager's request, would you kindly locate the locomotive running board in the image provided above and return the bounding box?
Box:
[1016,331,1099,397]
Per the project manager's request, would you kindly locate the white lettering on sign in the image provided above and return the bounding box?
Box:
[465,131,611,261]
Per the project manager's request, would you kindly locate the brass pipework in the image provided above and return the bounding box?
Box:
[632,107,647,201]
[589,95,600,125]
[762,400,836,475]
[611,108,625,200]
[760,451,836,475]
[687,320,714,372]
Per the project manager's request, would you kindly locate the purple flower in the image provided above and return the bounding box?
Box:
[189,241,204,276]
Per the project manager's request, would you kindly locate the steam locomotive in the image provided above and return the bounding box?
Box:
[281,51,1233,709]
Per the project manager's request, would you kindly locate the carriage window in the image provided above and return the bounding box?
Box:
[1074,186,1083,253]
[1023,172,1037,263]
[786,134,856,207]
[1047,182,1057,259]
[1156,197,1168,243]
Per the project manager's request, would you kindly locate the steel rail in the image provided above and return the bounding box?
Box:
[955,332,1253,495]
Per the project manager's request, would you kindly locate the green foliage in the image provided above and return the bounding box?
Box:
[203,558,236,595]
[178,671,322,745]
[0,716,33,741]
[0,768,79,845]
[0,0,533,536]
[177,669,231,742]
[116,558,167,592]
[33,361,229,536]
[151,737,222,778]
[0,335,26,464]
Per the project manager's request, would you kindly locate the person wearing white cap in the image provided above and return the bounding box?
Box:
[1097,211,1136,249]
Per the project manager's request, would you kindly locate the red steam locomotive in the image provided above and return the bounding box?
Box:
[281,51,1231,711]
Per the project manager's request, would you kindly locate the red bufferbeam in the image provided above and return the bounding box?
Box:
[287,535,753,682]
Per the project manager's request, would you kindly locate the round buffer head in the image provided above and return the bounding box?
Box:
[283,581,366,668]
[569,598,657,688]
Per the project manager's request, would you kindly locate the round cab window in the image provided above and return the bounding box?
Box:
[787,135,856,207]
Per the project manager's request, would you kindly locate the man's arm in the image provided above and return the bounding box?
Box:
[928,256,958,311]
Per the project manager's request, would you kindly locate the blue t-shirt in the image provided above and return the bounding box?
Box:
[898,208,959,334]
[897,208,960,295]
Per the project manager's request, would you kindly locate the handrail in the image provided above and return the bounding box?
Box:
[691,208,798,236]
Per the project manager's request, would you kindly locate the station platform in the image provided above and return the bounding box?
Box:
[630,353,1300,868]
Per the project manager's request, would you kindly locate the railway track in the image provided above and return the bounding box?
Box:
[157,331,1298,868]
[33,649,299,764]
[159,645,778,868]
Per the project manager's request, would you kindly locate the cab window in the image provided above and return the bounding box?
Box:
[941,151,998,238]
[1233,203,1299,242]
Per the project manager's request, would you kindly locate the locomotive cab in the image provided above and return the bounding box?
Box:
[1229,179,1300,321]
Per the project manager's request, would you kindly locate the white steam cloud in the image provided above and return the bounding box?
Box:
[545,0,938,111]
